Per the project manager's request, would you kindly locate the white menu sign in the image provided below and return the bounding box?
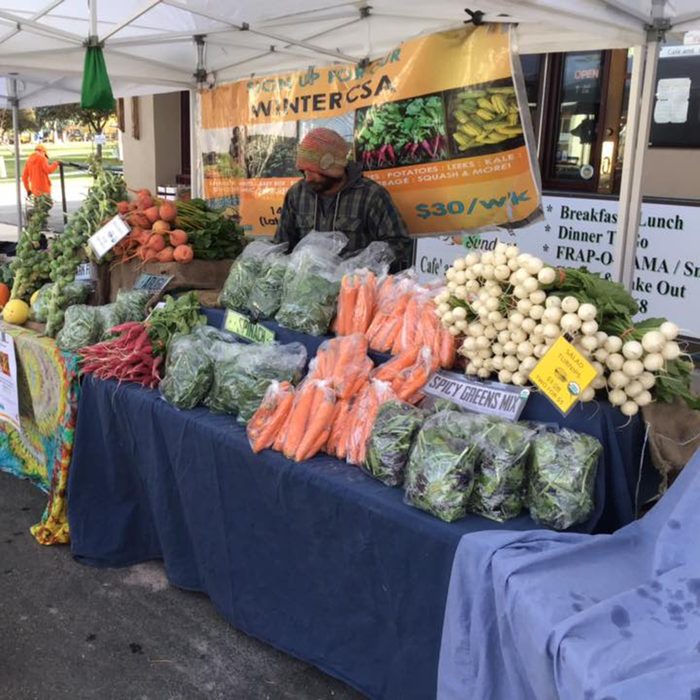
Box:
[415,195,700,339]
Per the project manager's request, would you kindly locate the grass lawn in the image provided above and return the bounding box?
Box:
[0,141,121,181]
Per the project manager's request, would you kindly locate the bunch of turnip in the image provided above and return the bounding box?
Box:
[435,245,689,415]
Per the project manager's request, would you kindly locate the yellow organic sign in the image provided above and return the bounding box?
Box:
[223,310,276,344]
[200,25,542,236]
[529,336,598,415]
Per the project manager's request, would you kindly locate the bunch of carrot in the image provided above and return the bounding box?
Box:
[80,321,162,388]
[373,345,439,404]
[326,380,396,464]
[247,381,295,454]
[362,276,457,369]
[334,271,378,335]
[274,379,337,462]
[308,333,373,399]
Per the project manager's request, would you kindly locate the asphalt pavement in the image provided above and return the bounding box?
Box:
[0,470,364,700]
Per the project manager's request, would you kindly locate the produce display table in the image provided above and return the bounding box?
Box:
[67,352,645,698]
[0,323,80,545]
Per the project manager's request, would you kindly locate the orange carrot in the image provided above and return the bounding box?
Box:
[373,346,420,383]
[249,383,295,453]
[351,272,376,334]
[294,388,336,461]
[335,275,359,335]
[326,398,353,456]
[281,381,317,459]
[439,327,457,369]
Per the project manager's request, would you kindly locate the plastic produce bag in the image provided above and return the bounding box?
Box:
[339,241,394,276]
[308,333,373,399]
[30,283,54,322]
[373,345,438,404]
[275,232,347,335]
[219,240,286,311]
[469,419,536,522]
[63,280,92,306]
[366,273,418,352]
[94,303,124,341]
[273,379,337,462]
[363,400,424,486]
[193,325,237,344]
[115,289,152,322]
[205,341,306,421]
[159,334,214,409]
[527,428,603,530]
[247,380,295,453]
[246,253,288,319]
[56,304,100,352]
[404,411,492,522]
[335,270,379,336]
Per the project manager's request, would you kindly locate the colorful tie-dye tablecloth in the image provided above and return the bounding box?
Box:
[0,322,79,545]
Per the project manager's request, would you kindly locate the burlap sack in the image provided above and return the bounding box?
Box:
[642,398,700,491]
[108,259,234,303]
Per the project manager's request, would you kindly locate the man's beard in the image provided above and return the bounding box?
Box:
[307,174,342,194]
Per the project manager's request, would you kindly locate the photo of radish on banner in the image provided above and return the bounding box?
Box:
[199,25,542,236]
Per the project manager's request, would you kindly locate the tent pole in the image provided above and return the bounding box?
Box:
[189,89,200,199]
[9,76,22,236]
[612,41,659,289]
[89,0,97,39]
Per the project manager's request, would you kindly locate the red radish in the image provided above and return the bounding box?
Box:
[152,219,170,234]
[168,229,188,246]
[173,244,194,263]
[159,202,177,223]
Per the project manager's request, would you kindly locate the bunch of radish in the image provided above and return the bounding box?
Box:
[435,243,687,416]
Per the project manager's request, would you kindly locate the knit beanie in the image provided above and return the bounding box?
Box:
[296,128,349,178]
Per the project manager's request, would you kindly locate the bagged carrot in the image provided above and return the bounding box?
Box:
[247,381,295,454]
[334,274,360,335]
[367,277,415,353]
[391,346,439,404]
[308,334,372,400]
[344,380,397,465]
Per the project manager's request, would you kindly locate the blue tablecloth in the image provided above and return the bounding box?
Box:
[67,367,644,700]
[438,449,700,700]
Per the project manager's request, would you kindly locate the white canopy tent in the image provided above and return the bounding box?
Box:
[0,0,699,287]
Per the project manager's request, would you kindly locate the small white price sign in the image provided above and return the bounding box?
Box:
[0,330,21,432]
[88,216,130,259]
[75,262,97,282]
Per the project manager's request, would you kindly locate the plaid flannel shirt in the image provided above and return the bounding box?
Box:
[274,165,413,270]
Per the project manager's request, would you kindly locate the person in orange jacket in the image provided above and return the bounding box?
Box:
[21,143,60,199]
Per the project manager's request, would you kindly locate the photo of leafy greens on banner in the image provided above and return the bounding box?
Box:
[199,25,542,236]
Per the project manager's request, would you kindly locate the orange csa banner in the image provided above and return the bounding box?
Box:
[199,25,542,236]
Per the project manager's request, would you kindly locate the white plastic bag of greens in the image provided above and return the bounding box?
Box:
[56,305,101,352]
[527,427,603,530]
[203,340,246,414]
[94,303,124,341]
[30,283,54,322]
[469,418,536,522]
[275,231,348,335]
[115,289,152,322]
[159,333,214,410]
[404,411,494,522]
[219,240,287,312]
[246,250,289,320]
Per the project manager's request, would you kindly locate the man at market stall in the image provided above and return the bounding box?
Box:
[274,127,412,269]
[21,143,60,199]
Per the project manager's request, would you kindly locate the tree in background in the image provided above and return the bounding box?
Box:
[0,107,37,143]
[77,107,114,161]
[35,104,82,143]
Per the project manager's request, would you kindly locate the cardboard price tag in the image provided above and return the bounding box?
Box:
[133,274,173,294]
[529,336,598,415]
[88,215,130,259]
[223,310,275,344]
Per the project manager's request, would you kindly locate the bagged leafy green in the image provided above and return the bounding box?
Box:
[194,325,237,344]
[527,428,603,530]
[115,289,152,322]
[421,397,462,415]
[56,304,100,352]
[339,241,394,276]
[95,303,124,341]
[30,283,54,322]
[159,334,214,409]
[276,232,348,335]
[363,400,424,486]
[219,240,286,311]
[469,419,535,522]
[246,254,288,319]
[63,280,92,306]
[205,341,306,421]
[404,411,493,522]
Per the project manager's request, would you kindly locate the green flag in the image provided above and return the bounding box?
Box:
[81,45,115,110]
